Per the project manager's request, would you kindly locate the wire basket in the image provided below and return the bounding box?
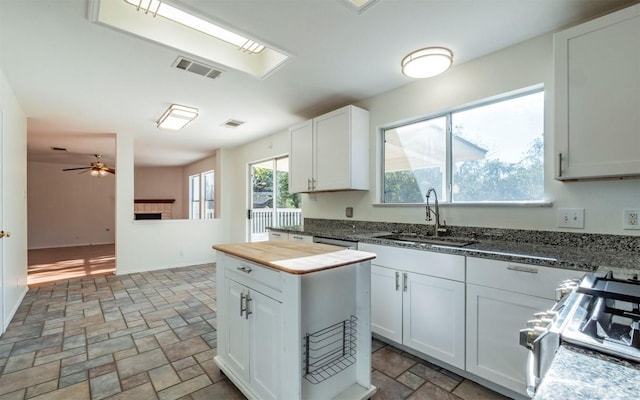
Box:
[302,315,357,384]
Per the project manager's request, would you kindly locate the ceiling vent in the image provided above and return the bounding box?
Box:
[222,119,245,128]
[173,57,223,80]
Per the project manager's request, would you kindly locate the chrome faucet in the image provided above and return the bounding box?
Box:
[425,188,446,237]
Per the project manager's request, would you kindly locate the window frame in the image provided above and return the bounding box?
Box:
[379,85,546,206]
[189,170,215,219]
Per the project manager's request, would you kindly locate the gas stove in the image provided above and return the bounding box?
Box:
[561,271,640,361]
[519,270,640,397]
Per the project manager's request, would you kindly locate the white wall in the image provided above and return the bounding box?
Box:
[228,32,640,237]
[27,161,116,249]
[134,166,184,219]
[116,136,230,274]
[1,68,28,333]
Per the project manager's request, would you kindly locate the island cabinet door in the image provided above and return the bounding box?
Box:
[224,279,251,382]
[249,289,282,400]
[402,272,465,370]
[371,265,403,343]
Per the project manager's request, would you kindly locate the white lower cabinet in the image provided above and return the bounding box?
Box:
[223,278,281,400]
[361,243,465,370]
[215,250,375,400]
[465,283,552,395]
[465,257,585,396]
[404,272,465,368]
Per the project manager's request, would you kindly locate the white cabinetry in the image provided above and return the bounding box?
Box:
[223,278,281,400]
[555,4,640,180]
[267,231,313,242]
[215,248,375,400]
[289,105,369,193]
[359,243,465,369]
[465,257,585,395]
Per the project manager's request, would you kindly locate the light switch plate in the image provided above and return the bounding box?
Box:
[558,208,585,229]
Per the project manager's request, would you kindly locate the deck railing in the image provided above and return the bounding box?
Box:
[251,208,302,237]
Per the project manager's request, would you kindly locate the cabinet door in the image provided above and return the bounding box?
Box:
[289,120,313,193]
[371,265,403,343]
[555,5,640,180]
[466,284,554,395]
[249,290,282,400]
[314,106,351,191]
[403,273,465,369]
[223,279,251,382]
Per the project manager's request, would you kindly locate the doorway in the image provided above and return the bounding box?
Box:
[248,156,301,242]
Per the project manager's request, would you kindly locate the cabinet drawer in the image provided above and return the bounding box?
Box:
[268,231,287,241]
[224,254,282,293]
[466,257,585,299]
[359,243,465,282]
[289,234,313,243]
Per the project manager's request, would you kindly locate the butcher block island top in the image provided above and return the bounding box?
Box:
[212,240,375,274]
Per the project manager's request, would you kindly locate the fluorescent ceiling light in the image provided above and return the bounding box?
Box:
[88,0,290,78]
[123,0,265,53]
[157,104,198,130]
[401,47,453,79]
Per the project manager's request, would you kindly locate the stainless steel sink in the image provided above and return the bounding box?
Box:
[379,234,478,248]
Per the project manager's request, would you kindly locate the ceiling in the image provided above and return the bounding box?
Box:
[0,0,636,168]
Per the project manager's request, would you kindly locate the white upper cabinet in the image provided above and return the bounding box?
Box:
[555,4,640,180]
[289,105,369,193]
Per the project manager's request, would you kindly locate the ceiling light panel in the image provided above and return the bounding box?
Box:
[157,104,198,130]
[88,0,289,78]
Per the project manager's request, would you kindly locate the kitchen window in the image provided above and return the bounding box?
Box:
[189,170,215,219]
[382,87,544,204]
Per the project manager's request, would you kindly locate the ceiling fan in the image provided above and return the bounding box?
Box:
[62,154,115,176]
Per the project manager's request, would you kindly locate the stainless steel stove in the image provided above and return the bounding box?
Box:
[519,271,640,397]
[562,272,640,361]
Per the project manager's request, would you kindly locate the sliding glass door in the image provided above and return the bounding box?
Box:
[248,156,300,242]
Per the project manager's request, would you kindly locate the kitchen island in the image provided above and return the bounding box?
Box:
[212,241,377,400]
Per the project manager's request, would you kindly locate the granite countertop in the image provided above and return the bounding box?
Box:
[212,241,375,274]
[533,344,640,400]
[269,225,640,275]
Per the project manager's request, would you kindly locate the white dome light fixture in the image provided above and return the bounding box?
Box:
[401,47,453,78]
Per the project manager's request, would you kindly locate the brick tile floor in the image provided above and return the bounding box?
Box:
[0,264,509,399]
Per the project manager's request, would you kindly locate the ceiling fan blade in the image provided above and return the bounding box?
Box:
[106,167,116,174]
[62,167,91,171]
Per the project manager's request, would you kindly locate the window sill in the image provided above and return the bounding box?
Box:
[372,201,553,208]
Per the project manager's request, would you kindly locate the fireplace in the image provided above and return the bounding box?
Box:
[134,213,162,220]
[134,199,175,220]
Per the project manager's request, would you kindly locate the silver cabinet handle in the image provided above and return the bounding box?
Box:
[507,265,538,274]
[237,265,252,274]
[291,235,304,240]
[240,292,247,317]
[245,293,252,320]
[403,272,408,292]
[558,153,563,177]
[271,232,282,237]
[395,271,400,291]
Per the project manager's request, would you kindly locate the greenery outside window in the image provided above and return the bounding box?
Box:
[383,87,544,204]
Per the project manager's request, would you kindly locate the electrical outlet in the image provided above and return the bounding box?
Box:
[558,208,585,229]
[623,209,640,230]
